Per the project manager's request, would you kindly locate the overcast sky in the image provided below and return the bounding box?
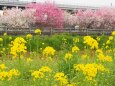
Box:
[19,0,115,7]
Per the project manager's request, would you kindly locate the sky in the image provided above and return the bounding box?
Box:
[19,0,115,7]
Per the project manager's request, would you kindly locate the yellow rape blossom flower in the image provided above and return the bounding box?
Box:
[106,40,111,45]
[104,56,113,62]
[72,46,79,53]
[98,53,112,62]
[73,38,79,43]
[9,37,12,40]
[42,43,44,45]
[84,36,98,49]
[65,53,73,60]
[10,37,27,58]
[74,63,108,80]
[43,46,56,57]
[31,70,44,80]
[96,49,103,54]
[27,58,33,63]
[0,69,20,80]
[26,34,32,39]
[74,64,85,71]
[0,71,8,80]
[0,64,7,70]
[54,72,68,85]
[3,33,7,36]
[96,37,100,41]
[39,66,52,73]
[105,45,109,49]
[106,36,114,46]
[94,64,109,72]
[7,69,20,80]
[2,48,6,51]
[34,29,41,34]
[81,54,88,59]
[0,38,3,42]
[112,31,115,36]
[107,49,112,53]
[109,36,113,40]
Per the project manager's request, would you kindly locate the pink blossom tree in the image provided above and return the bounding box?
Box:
[76,9,95,29]
[64,11,77,28]
[0,8,35,29]
[26,2,64,28]
[76,8,115,30]
[92,8,115,29]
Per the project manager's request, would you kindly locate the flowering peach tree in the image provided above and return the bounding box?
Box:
[64,11,77,27]
[26,2,64,28]
[0,8,35,28]
[76,8,115,29]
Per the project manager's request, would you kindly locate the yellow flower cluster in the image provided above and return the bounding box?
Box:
[0,71,7,80]
[27,58,33,63]
[31,70,44,80]
[54,72,68,85]
[0,69,20,80]
[65,53,73,60]
[34,29,41,34]
[96,36,100,41]
[7,69,20,80]
[39,66,52,73]
[73,37,79,43]
[10,37,27,58]
[0,64,7,70]
[81,54,88,59]
[74,63,108,80]
[105,36,114,49]
[112,31,115,36]
[0,38,3,42]
[96,49,112,62]
[96,49,103,54]
[43,46,56,57]
[26,34,32,39]
[84,36,98,49]
[31,66,51,80]
[3,33,7,36]
[97,53,112,62]
[72,46,79,53]
[9,36,12,40]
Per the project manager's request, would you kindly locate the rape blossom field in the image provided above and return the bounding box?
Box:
[0,29,114,86]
